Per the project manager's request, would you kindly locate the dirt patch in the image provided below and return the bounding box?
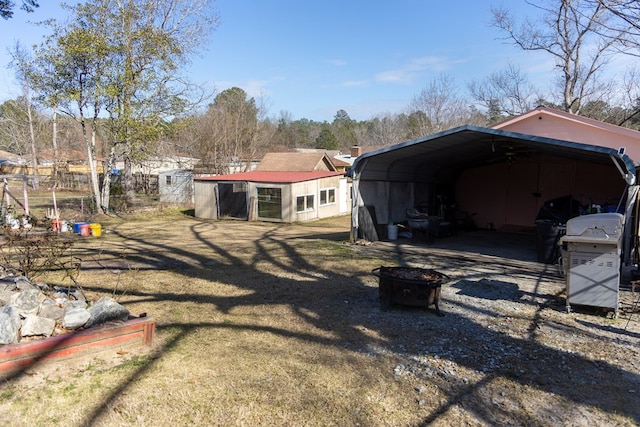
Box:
[2,212,638,426]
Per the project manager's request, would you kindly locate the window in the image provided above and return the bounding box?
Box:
[165,175,172,186]
[319,188,336,206]
[257,187,282,219]
[296,194,315,212]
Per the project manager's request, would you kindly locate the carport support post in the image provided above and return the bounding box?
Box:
[214,183,220,220]
[607,153,637,266]
[624,185,640,265]
[351,175,360,242]
[350,166,365,242]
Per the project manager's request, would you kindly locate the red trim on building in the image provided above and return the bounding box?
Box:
[195,170,343,183]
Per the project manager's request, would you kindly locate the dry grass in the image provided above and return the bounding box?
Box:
[1,209,639,426]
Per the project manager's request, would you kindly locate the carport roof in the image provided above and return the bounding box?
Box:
[348,125,636,184]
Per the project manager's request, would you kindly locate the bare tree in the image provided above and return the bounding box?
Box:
[591,0,640,56]
[468,63,539,120]
[365,114,404,147]
[0,99,32,155]
[408,74,471,135]
[8,43,40,187]
[582,1,640,126]
[193,87,259,174]
[491,0,625,114]
[615,65,640,127]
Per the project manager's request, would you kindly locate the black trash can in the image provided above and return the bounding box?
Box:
[534,220,565,264]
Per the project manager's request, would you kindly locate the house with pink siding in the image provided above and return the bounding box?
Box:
[493,106,640,161]
[452,106,640,233]
[348,106,639,264]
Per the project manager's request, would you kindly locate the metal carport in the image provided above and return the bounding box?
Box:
[347,125,638,264]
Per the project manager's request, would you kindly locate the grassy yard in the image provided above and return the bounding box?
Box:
[2,212,424,426]
[1,209,638,426]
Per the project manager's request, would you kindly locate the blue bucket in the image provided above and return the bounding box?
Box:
[73,222,88,234]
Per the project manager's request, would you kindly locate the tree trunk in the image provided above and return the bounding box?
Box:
[52,108,59,189]
[25,87,39,189]
[124,156,136,207]
[100,145,116,212]
[88,124,101,212]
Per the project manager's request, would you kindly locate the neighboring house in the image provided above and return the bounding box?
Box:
[159,169,194,205]
[194,152,349,222]
[226,158,261,174]
[193,158,261,174]
[332,146,364,172]
[331,157,352,173]
[256,152,338,172]
[493,106,640,160]
[292,146,362,173]
[0,150,27,174]
[0,148,102,177]
[347,106,640,263]
[115,155,200,175]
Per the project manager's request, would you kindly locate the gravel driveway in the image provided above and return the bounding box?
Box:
[354,230,640,426]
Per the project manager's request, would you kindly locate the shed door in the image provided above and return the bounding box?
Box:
[218,183,248,219]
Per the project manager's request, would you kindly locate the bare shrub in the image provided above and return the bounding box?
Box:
[0,225,77,280]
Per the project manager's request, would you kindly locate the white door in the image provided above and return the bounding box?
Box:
[339,178,348,213]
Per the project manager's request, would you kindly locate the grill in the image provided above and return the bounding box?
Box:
[559,213,624,316]
[372,266,450,316]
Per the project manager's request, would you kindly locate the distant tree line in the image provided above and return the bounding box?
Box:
[1,0,640,202]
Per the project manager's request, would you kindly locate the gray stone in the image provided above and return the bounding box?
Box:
[38,298,64,321]
[53,286,85,302]
[62,306,91,330]
[0,279,17,292]
[0,282,16,305]
[10,288,43,317]
[72,289,87,302]
[53,294,69,306]
[66,299,87,310]
[35,282,51,293]
[85,297,130,328]
[0,305,21,344]
[15,276,36,291]
[21,314,55,337]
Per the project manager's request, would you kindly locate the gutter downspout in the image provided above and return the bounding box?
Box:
[609,154,636,187]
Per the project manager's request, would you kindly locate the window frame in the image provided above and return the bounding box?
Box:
[257,187,283,219]
[319,187,336,206]
[296,194,315,213]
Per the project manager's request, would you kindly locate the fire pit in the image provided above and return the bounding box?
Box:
[372,266,449,316]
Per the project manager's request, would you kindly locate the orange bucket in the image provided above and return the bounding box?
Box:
[79,223,91,237]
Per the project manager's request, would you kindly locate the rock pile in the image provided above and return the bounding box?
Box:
[0,275,130,345]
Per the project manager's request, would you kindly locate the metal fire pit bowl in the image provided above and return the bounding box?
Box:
[372,266,449,316]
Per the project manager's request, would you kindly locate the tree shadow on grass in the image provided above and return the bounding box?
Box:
[4,218,640,425]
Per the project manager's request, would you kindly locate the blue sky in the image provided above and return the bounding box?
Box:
[0,1,555,122]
